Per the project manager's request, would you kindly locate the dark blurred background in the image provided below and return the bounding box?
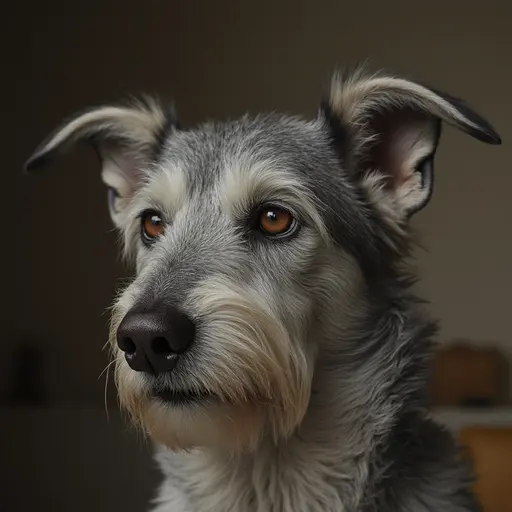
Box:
[2,1,511,511]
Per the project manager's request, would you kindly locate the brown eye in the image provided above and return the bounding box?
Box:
[259,206,296,237]
[141,210,164,243]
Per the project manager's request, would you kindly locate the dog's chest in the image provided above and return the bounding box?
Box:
[154,445,363,512]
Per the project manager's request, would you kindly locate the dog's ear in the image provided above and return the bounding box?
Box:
[321,68,501,217]
[24,98,177,228]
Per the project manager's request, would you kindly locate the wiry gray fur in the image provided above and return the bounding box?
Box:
[25,67,501,511]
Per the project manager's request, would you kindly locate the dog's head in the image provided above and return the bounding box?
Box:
[26,69,500,452]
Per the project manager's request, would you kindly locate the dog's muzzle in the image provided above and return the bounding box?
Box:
[116,305,196,374]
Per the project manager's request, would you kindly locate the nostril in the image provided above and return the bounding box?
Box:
[152,337,173,355]
[119,337,136,355]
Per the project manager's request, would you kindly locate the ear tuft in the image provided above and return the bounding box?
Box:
[24,96,176,171]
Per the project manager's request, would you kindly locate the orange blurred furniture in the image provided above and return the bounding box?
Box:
[459,427,512,512]
[430,343,509,407]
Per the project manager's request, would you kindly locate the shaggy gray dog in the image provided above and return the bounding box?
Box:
[26,68,500,511]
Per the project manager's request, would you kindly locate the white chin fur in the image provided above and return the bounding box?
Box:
[141,399,267,452]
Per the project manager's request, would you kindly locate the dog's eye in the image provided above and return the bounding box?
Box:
[141,210,164,243]
[258,206,297,237]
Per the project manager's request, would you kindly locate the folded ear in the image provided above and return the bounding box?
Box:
[24,97,177,228]
[321,68,501,218]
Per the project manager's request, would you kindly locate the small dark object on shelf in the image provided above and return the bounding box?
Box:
[461,397,493,408]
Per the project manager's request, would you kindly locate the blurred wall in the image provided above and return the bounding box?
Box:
[4,0,511,405]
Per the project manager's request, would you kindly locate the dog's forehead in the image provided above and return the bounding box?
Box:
[156,114,335,198]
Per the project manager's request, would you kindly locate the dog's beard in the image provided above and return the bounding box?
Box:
[110,277,313,452]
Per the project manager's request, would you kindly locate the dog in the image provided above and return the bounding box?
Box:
[25,68,501,511]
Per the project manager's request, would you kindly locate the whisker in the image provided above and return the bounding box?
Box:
[104,361,112,422]
[98,359,117,380]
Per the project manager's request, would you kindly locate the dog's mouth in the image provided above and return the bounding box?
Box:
[152,387,215,406]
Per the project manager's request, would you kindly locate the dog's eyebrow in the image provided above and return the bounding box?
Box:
[133,164,189,216]
[219,158,328,240]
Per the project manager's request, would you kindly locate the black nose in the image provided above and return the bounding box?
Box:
[116,305,195,374]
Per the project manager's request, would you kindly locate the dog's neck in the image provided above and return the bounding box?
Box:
[154,287,434,512]
[155,383,364,512]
